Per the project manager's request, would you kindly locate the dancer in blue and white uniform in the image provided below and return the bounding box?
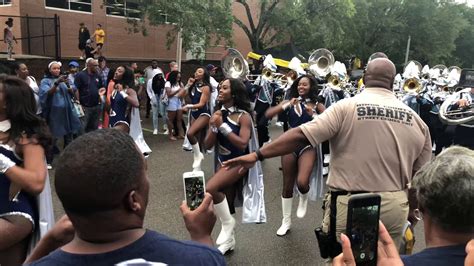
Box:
[182,67,212,171]
[0,76,51,265]
[265,75,325,236]
[204,78,265,254]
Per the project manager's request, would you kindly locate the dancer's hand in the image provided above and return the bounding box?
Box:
[209,111,223,127]
[457,99,469,108]
[180,192,216,246]
[187,78,195,86]
[222,153,258,174]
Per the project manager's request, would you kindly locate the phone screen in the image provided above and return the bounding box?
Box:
[347,195,381,265]
[183,173,205,210]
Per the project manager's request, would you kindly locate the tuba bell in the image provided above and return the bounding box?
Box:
[308,48,335,78]
[221,48,249,80]
[439,91,474,125]
[403,77,422,94]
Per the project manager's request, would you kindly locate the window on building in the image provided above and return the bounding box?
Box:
[0,0,12,5]
[106,0,142,19]
[45,0,92,13]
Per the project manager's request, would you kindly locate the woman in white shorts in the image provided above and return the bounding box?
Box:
[165,71,185,141]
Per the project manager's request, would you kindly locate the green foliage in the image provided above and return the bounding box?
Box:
[115,0,234,53]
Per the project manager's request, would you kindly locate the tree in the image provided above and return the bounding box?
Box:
[107,0,235,54]
[233,0,355,53]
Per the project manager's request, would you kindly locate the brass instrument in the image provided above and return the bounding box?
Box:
[403,77,423,94]
[221,48,249,80]
[439,98,474,125]
[308,48,335,77]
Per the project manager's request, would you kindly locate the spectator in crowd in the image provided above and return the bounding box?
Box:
[97,57,109,128]
[67,61,80,90]
[144,60,163,119]
[40,61,81,167]
[15,62,41,115]
[165,61,179,80]
[84,39,94,59]
[97,56,109,85]
[74,59,104,133]
[0,75,51,266]
[164,71,185,140]
[3,18,17,61]
[206,64,219,112]
[24,129,225,265]
[91,24,105,56]
[78,22,90,60]
[146,72,165,135]
[130,62,139,72]
[333,146,474,266]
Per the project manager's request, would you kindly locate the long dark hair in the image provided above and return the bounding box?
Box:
[0,75,51,150]
[288,75,320,103]
[167,71,181,87]
[114,65,134,89]
[151,73,165,95]
[217,78,252,114]
[188,67,211,95]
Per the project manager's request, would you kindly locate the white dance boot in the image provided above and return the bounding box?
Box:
[276,197,293,236]
[191,143,204,171]
[296,192,308,218]
[217,235,236,255]
[214,197,236,245]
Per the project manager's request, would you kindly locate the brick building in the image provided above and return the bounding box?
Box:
[0,0,257,61]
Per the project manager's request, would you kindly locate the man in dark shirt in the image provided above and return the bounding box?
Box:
[74,58,105,133]
[25,129,225,265]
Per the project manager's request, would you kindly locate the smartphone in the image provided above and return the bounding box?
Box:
[183,171,206,210]
[346,194,381,266]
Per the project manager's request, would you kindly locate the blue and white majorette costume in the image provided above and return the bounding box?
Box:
[287,100,324,200]
[0,142,55,253]
[214,106,266,223]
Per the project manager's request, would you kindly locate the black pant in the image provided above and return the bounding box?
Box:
[255,101,270,147]
[146,97,151,117]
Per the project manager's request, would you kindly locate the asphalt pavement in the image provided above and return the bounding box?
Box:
[48,115,425,265]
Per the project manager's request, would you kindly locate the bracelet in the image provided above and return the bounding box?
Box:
[210,125,218,133]
[218,123,232,136]
[255,149,265,161]
[119,91,129,99]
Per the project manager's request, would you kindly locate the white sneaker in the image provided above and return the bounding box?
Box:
[324,154,331,165]
[323,166,329,176]
[162,129,169,135]
[47,164,53,170]
[153,129,158,135]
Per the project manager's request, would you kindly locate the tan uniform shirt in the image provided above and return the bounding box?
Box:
[300,87,432,192]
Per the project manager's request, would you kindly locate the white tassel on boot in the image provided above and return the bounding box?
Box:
[276,197,293,236]
[296,192,308,218]
[214,197,236,245]
[191,143,204,171]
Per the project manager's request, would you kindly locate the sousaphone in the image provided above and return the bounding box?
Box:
[308,48,335,78]
[221,48,249,80]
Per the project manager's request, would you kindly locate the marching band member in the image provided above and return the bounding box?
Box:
[204,78,265,254]
[444,86,474,149]
[264,75,325,236]
[182,67,212,171]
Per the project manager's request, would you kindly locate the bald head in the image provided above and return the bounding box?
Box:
[364,58,396,90]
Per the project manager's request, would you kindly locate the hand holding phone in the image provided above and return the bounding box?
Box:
[346,194,381,266]
[183,171,206,210]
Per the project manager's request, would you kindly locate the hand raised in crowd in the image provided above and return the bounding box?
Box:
[187,77,195,86]
[332,221,403,266]
[180,192,216,246]
[209,110,223,128]
[24,215,75,264]
[98,87,106,96]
